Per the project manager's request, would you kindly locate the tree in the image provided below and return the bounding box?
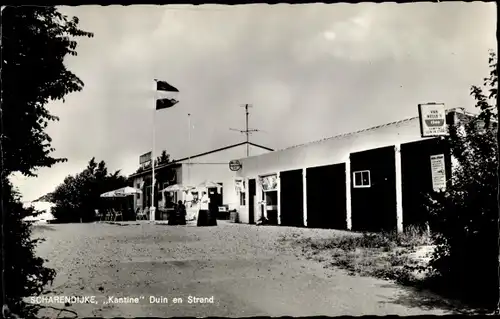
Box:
[425,50,498,310]
[2,6,93,177]
[1,6,93,317]
[156,150,170,166]
[50,158,128,223]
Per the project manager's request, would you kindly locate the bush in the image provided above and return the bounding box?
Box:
[2,178,56,318]
[424,51,498,309]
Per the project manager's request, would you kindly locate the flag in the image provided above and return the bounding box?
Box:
[157,80,179,92]
[155,79,179,110]
[156,98,179,110]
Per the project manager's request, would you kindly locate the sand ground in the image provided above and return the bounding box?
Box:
[30,221,458,317]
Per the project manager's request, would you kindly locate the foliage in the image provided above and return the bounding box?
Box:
[424,50,498,309]
[2,6,93,177]
[1,6,92,317]
[49,158,128,222]
[2,179,57,318]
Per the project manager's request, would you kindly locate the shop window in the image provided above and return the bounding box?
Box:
[353,170,371,188]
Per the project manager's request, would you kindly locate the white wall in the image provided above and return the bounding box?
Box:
[235,117,432,224]
[178,143,272,211]
[237,118,427,178]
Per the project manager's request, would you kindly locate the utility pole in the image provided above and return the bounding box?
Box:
[230,104,261,157]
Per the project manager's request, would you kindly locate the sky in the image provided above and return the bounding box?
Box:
[12,3,497,202]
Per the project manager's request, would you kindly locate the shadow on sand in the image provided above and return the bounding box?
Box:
[378,283,489,315]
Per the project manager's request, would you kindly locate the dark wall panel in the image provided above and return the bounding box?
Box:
[306,163,347,229]
[350,146,396,232]
[401,138,451,230]
[279,169,304,227]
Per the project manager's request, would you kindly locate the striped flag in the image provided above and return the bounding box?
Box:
[156,80,179,110]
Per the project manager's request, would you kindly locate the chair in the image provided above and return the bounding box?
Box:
[95,209,103,222]
[106,209,113,221]
[136,207,147,221]
[143,207,150,220]
[113,209,123,222]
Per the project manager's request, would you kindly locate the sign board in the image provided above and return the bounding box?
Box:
[229,160,242,171]
[430,154,446,192]
[139,152,152,165]
[260,174,278,191]
[418,103,448,137]
[234,179,245,193]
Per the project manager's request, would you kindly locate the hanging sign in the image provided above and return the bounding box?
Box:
[418,103,448,137]
[430,154,446,192]
[229,160,242,171]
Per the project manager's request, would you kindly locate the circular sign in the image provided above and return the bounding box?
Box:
[229,160,242,171]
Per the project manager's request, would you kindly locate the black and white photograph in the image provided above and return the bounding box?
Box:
[2,2,498,318]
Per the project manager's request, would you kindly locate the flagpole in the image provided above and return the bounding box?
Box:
[151,79,157,222]
[188,113,191,186]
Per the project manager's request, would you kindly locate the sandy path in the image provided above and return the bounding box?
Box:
[30,221,457,317]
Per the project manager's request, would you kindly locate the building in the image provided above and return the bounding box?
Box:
[233,108,475,233]
[128,141,273,217]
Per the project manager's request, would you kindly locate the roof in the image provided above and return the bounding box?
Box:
[275,107,465,153]
[129,141,274,179]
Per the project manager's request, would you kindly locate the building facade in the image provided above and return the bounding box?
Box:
[233,109,472,233]
[129,142,273,218]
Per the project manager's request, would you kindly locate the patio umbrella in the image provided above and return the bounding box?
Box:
[160,184,194,193]
[100,186,142,198]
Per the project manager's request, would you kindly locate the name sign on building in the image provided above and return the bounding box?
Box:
[418,103,448,137]
[139,152,152,165]
[430,154,446,192]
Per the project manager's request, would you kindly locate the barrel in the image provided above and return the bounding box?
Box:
[230,211,239,223]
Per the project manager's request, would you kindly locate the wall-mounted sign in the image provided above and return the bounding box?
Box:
[418,103,448,137]
[234,179,245,193]
[430,154,446,192]
[229,160,242,171]
[259,174,278,191]
[139,151,152,165]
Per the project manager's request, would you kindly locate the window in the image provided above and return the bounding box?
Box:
[136,183,141,199]
[235,179,246,205]
[353,170,371,188]
[240,192,246,206]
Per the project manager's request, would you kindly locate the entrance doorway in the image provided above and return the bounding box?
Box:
[263,190,278,225]
[248,179,256,224]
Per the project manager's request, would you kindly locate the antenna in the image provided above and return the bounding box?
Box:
[229,104,261,157]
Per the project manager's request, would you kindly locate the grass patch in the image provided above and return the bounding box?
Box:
[289,227,490,313]
[293,226,434,285]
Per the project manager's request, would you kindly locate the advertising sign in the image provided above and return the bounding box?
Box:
[229,160,242,171]
[260,174,278,191]
[234,179,245,193]
[430,154,446,192]
[139,151,152,165]
[418,103,448,137]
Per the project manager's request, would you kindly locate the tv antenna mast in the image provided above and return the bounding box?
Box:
[230,104,262,157]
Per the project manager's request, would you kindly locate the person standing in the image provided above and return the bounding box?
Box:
[177,200,187,225]
[197,191,210,226]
